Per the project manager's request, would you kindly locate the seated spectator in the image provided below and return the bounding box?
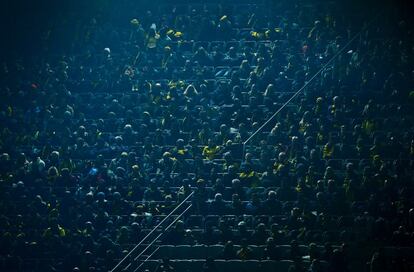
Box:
[202,139,221,160]
[246,193,264,215]
[163,220,185,245]
[218,220,234,244]
[201,222,220,245]
[264,237,280,260]
[237,239,254,260]
[209,193,228,215]
[233,221,251,244]
[262,190,282,215]
[251,223,269,245]
[219,241,237,260]
[226,193,245,215]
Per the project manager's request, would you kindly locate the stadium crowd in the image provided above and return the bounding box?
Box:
[0,0,413,271]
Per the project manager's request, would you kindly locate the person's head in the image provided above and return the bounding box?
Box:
[96,192,105,201]
[214,193,223,202]
[48,166,59,178]
[113,191,121,201]
[220,124,228,134]
[266,237,275,247]
[196,178,205,188]
[50,150,60,161]
[228,165,237,175]
[327,179,336,192]
[409,208,414,221]
[237,220,246,232]
[176,138,185,148]
[256,223,266,233]
[232,179,240,188]
[119,226,129,235]
[175,220,184,232]
[232,193,240,203]
[278,152,286,162]
[150,179,157,189]
[60,168,70,178]
[219,219,228,230]
[224,240,234,251]
[264,84,275,96]
[223,152,232,162]
[240,59,250,70]
[291,207,301,217]
[268,190,277,201]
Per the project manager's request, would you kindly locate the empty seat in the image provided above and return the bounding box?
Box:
[250,245,265,259]
[153,245,173,259]
[176,259,198,271]
[275,260,295,272]
[191,259,206,271]
[174,245,192,258]
[140,260,160,271]
[191,245,208,259]
[243,260,261,271]
[215,259,243,272]
[277,245,291,259]
[207,245,224,258]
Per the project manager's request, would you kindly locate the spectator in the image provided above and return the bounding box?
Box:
[219,241,237,260]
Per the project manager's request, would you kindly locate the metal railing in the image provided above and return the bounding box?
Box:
[110,191,194,272]
[131,204,193,272]
[241,10,383,162]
